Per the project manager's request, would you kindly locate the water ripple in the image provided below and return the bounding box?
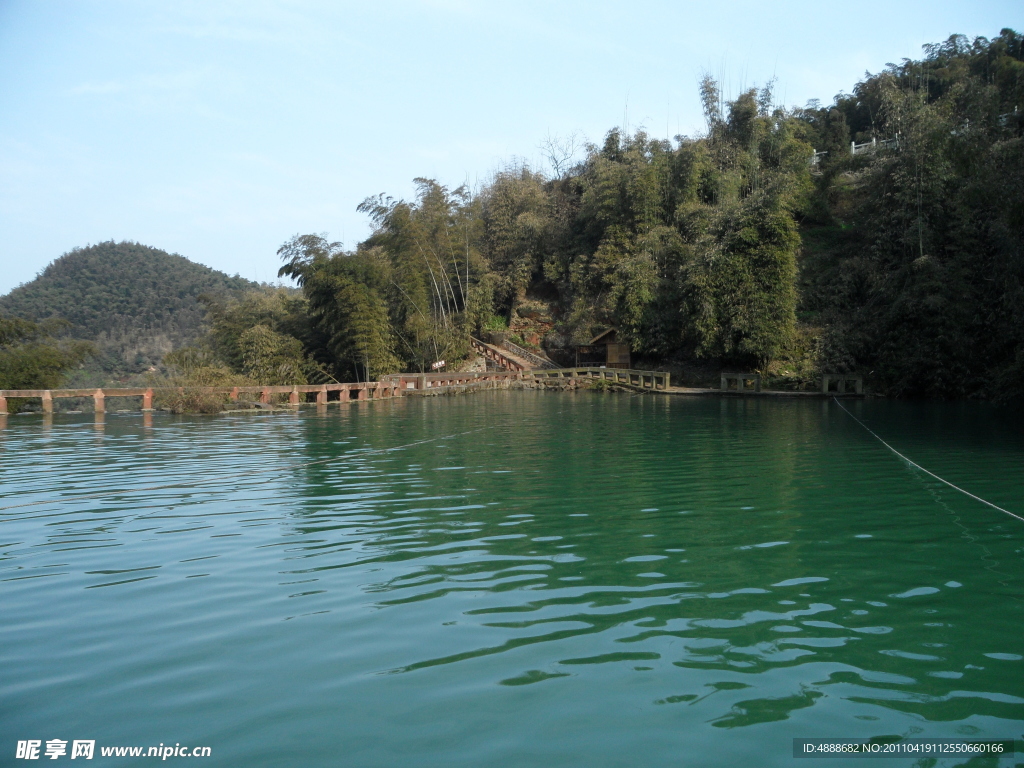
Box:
[1,396,1022,766]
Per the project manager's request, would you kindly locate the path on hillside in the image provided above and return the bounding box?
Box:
[469,337,558,372]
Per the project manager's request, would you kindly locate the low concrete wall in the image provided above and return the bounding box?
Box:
[525,368,670,391]
[820,374,864,395]
[720,373,761,393]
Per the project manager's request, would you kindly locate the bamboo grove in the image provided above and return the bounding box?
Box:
[250,30,1021,398]
[271,78,812,382]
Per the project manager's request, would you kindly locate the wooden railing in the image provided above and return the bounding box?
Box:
[469,337,525,372]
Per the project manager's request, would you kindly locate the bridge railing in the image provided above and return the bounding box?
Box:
[379,371,524,391]
[500,339,559,369]
[0,367,671,414]
[469,337,525,371]
[525,368,670,390]
[380,367,670,390]
[0,382,402,414]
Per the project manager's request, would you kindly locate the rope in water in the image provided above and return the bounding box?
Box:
[832,397,1023,524]
[0,427,490,515]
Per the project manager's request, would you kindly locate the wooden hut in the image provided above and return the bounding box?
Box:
[575,329,631,369]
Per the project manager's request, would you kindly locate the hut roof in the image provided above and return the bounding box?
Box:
[588,328,618,345]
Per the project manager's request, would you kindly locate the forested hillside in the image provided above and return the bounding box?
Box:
[272,79,811,381]
[0,241,257,376]
[797,31,1024,398]
[259,29,1021,398]
[4,30,1020,401]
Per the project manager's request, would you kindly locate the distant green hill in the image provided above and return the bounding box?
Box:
[0,241,258,378]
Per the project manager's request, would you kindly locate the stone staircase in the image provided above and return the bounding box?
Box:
[469,337,557,372]
[501,339,559,370]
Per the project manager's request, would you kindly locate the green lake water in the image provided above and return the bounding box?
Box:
[1,392,1022,766]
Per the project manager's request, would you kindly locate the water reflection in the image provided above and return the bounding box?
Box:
[1,394,1022,767]
[264,396,1024,724]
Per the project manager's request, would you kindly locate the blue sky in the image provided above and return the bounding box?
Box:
[0,0,1019,293]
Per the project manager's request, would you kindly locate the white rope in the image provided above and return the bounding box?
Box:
[833,397,1024,524]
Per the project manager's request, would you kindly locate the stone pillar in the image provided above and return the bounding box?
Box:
[261,387,270,405]
[417,374,426,390]
[0,394,7,415]
[93,389,105,413]
[720,375,728,391]
[316,386,327,405]
[821,375,829,394]
[289,387,300,406]
[143,388,153,410]
[229,387,239,402]
[356,387,367,401]
[42,390,53,414]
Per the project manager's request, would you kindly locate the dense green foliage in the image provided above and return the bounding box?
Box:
[278,84,808,374]
[194,288,334,385]
[278,182,487,378]
[797,29,1024,398]
[0,317,93,397]
[0,241,256,375]
[272,28,1021,398]
[4,30,1019,400]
